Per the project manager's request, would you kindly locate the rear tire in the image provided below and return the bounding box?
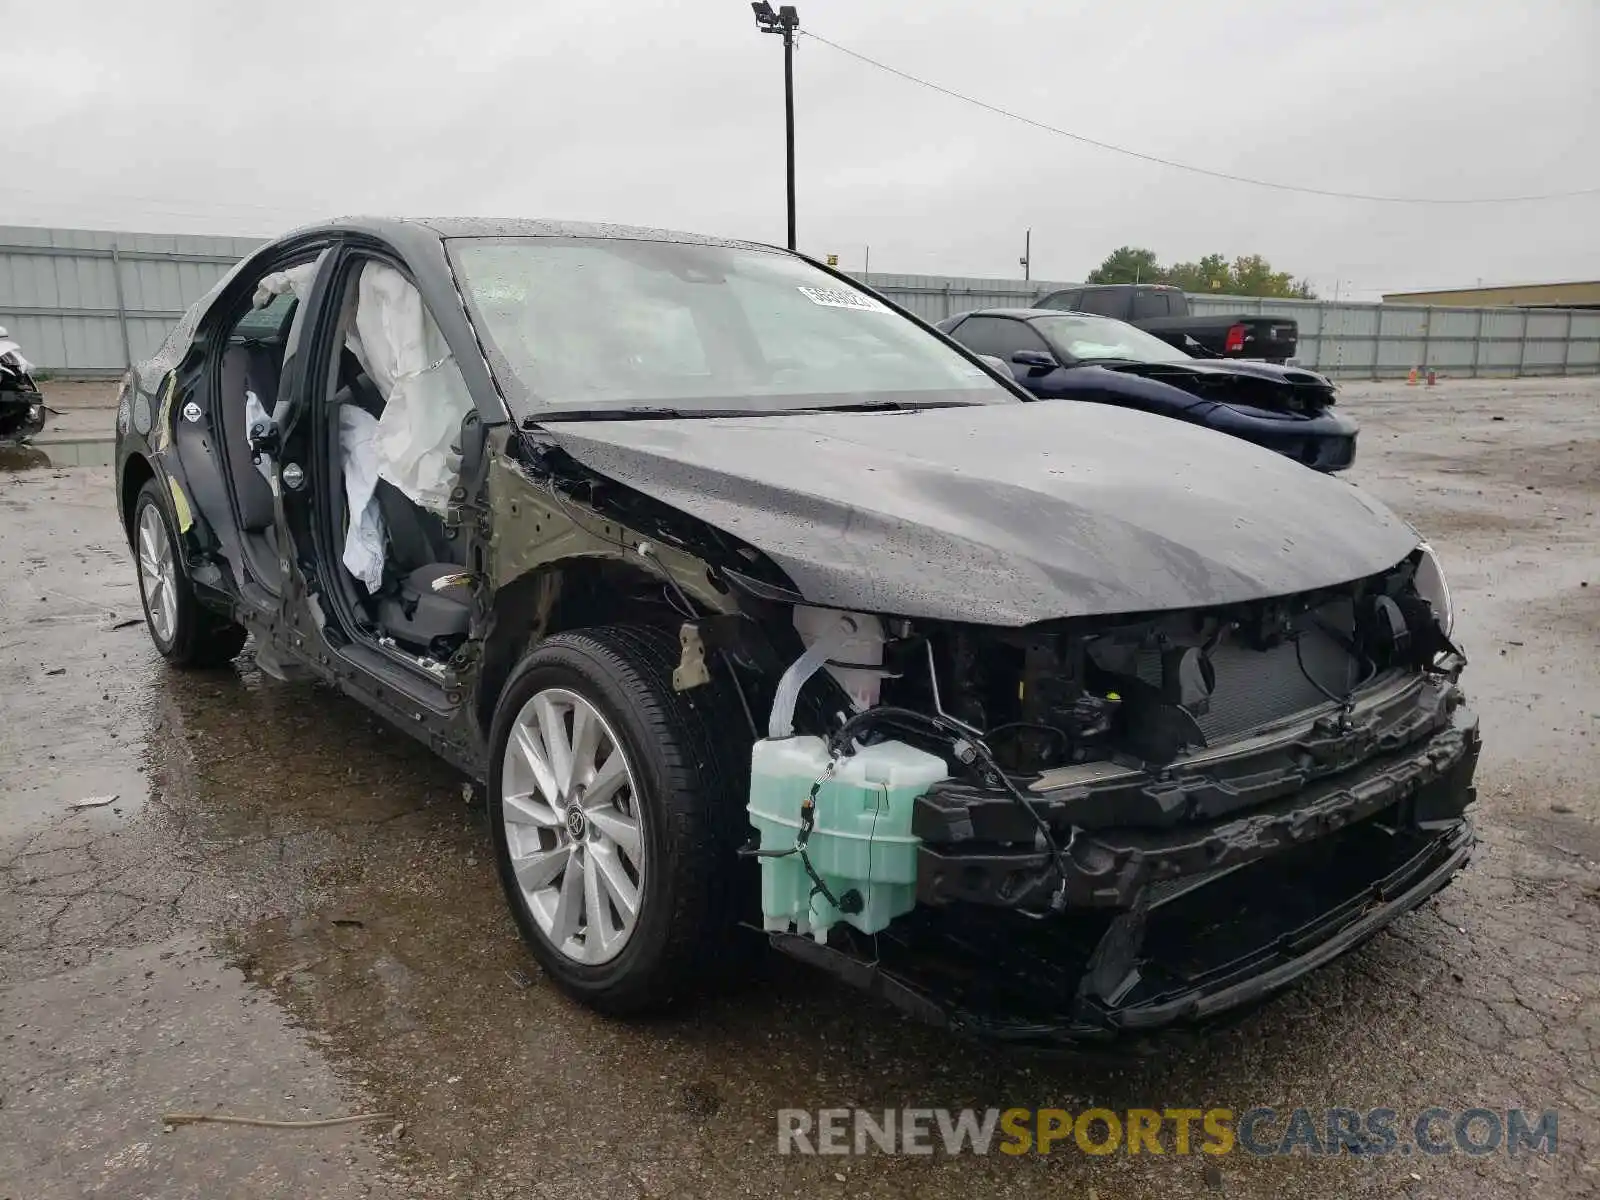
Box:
[488,625,749,1014]
[131,479,247,669]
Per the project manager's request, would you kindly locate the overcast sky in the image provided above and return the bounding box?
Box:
[5,0,1597,298]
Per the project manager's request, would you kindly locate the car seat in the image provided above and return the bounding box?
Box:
[334,370,473,657]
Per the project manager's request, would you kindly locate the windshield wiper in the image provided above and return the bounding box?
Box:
[521,398,980,427]
[790,399,974,413]
[522,406,773,426]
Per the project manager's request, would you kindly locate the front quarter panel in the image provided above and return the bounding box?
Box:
[1038,365,1211,417]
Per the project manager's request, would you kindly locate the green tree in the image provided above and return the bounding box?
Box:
[1163,253,1232,294]
[1230,254,1303,299]
[1087,248,1317,299]
[1085,246,1163,285]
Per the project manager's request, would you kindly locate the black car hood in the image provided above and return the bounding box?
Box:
[1141,358,1329,385]
[543,402,1417,625]
[1099,358,1336,409]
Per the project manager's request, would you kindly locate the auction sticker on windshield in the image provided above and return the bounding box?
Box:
[797,286,891,312]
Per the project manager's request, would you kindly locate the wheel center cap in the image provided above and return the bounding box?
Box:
[565,805,588,841]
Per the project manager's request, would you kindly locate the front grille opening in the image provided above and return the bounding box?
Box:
[1129,599,1360,741]
[1126,806,1446,1005]
[865,802,1462,1038]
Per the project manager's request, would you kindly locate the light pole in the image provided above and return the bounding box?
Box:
[751,2,800,251]
[1019,228,1031,281]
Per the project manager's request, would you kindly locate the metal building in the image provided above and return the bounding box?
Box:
[1382,281,1600,309]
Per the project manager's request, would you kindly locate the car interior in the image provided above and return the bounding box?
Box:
[321,261,483,667]
[209,257,488,670]
[216,289,300,593]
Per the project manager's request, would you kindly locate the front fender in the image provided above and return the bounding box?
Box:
[1039,366,1211,415]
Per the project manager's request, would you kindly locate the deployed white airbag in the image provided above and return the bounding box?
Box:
[252,263,318,311]
[350,263,473,517]
[338,405,386,593]
[255,260,472,592]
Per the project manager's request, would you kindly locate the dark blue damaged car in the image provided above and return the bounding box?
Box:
[937,308,1357,471]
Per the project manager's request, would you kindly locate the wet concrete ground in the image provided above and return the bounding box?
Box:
[2,378,1597,1198]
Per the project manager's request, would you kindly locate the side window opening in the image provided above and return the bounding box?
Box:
[222,265,316,420]
[945,316,1009,357]
[950,317,1051,361]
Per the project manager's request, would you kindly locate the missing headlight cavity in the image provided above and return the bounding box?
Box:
[856,582,1399,774]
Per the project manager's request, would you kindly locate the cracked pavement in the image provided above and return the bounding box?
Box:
[2,379,1597,1198]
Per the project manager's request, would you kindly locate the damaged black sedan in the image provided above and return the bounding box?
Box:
[114,218,1475,1040]
[937,307,1357,471]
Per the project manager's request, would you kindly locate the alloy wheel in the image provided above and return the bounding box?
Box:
[137,502,178,645]
[500,687,645,964]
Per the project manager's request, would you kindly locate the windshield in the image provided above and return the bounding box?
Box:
[448,237,1012,417]
[1032,314,1194,364]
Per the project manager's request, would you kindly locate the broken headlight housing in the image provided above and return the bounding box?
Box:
[1413,542,1455,638]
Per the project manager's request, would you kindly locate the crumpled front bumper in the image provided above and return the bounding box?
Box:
[1081,814,1475,1033]
[770,684,1480,1041]
[915,674,1475,912]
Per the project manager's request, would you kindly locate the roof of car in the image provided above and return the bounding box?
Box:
[954,307,1100,320]
[326,215,775,251]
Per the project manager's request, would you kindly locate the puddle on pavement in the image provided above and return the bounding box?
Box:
[3,604,1516,1196]
[12,636,1495,1197]
[5,393,1594,1196]
[0,437,115,470]
[3,928,400,1197]
[0,442,54,470]
[135,650,469,918]
[166,659,1462,1195]
[0,475,156,828]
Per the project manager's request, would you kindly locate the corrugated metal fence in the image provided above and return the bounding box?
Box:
[0,225,263,377]
[1180,293,1600,380]
[857,273,1600,380]
[3,225,1598,382]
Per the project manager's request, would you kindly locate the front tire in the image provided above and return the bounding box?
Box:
[488,625,747,1014]
[131,479,246,668]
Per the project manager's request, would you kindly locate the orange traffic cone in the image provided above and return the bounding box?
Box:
[1406,367,1419,386]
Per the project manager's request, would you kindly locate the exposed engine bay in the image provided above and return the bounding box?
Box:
[863,555,1442,775]
[482,413,1476,1037]
[724,544,1475,1038]
[502,424,1471,1035]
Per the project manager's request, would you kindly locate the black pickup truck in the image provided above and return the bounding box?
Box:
[1033,283,1298,363]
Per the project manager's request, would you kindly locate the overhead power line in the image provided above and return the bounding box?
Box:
[803,31,1600,206]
